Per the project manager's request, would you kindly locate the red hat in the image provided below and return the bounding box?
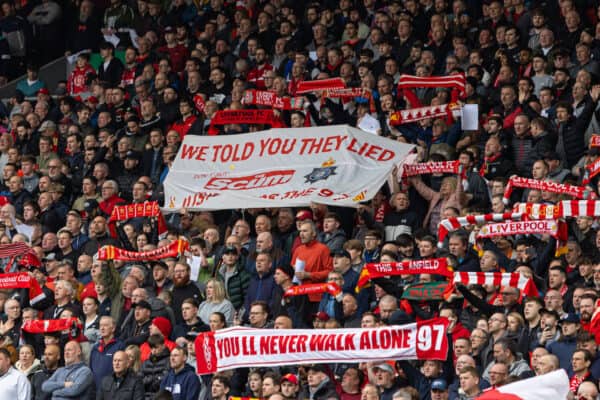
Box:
[38,88,49,95]
[314,312,329,322]
[282,373,299,385]
[152,316,172,338]
[295,210,313,221]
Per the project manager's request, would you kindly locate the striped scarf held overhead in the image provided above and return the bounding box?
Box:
[436,212,524,248]
[452,271,539,297]
[502,176,594,205]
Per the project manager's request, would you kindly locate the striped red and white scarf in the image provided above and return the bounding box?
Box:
[389,103,455,126]
[397,74,466,97]
[437,212,523,247]
[452,272,538,297]
[108,201,168,239]
[502,177,593,205]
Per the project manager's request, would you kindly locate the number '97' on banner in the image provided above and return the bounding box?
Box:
[194,318,449,374]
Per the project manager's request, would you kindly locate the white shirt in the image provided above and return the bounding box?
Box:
[0,367,31,400]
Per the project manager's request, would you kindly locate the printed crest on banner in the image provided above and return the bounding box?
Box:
[304,158,337,183]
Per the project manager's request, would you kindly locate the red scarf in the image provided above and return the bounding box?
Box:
[583,157,600,184]
[242,90,305,110]
[207,110,285,135]
[569,371,590,393]
[479,152,502,177]
[284,282,342,301]
[296,78,345,94]
[356,258,453,291]
[22,317,82,339]
[0,273,46,305]
[502,177,593,205]
[108,201,168,240]
[97,239,189,262]
[98,337,116,353]
[402,160,460,177]
[389,103,455,126]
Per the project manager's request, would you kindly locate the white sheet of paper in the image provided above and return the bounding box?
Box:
[293,258,305,284]
[358,114,380,134]
[309,51,318,61]
[103,33,120,48]
[189,255,202,281]
[461,104,479,130]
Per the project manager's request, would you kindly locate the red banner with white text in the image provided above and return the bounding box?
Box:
[97,239,189,262]
[194,319,449,374]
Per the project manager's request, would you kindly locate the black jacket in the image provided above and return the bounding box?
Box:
[31,366,58,400]
[97,369,145,400]
[140,348,170,398]
[557,98,597,168]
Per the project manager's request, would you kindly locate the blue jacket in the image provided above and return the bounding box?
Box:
[90,339,126,389]
[547,335,577,374]
[41,362,94,400]
[243,271,276,320]
[160,364,201,400]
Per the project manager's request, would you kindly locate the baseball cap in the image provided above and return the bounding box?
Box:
[151,261,168,270]
[40,120,56,131]
[295,210,313,221]
[134,300,152,311]
[276,264,295,279]
[331,249,351,259]
[38,88,49,95]
[314,311,329,322]
[223,246,238,255]
[372,363,394,373]
[431,379,448,391]
[560,313,580,324]
[125,150,141,161]
[282,373,299,385]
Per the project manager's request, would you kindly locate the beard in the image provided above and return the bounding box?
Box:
[173,275,189,288]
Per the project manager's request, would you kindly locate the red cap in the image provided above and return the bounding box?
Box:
[314,311,329,321]
[282,373,299,385]
[38,88,49,95]
[295,210,313,221]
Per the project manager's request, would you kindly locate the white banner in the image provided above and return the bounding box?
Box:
[164,125,414,210]
[194,319,449,374]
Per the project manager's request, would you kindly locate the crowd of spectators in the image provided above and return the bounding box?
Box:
[0,0,600,400]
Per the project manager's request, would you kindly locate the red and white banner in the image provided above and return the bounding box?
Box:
[296,78,345,94]
[397,74,466,96]
[195,319,449,374]
[476,369,569,400]
[560,200,600,217]
[476,220,559,239]
[108,201,167,239]
[402,160,460,177]
[356,258,453,290]
[97,239,189,262]
[389,104,454,126]
[512,203,560,219]
[283,282,342,301]
[0,273,46,305]
[243,90,305,110]
[164,125,414,210]
[452,272,539,297]
[583,157,600,184]
[437,212,523,247]
[503,176,592,205]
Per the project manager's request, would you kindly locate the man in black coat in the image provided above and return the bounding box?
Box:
[97,41,124,87]
[97,350,145,400]
[31,344,61,400]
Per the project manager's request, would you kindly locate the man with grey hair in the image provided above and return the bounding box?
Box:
[44,279,82,319]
